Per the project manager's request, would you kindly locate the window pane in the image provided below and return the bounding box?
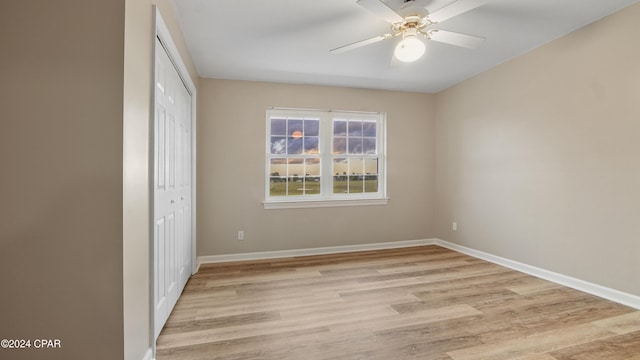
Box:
[303,179,320,194]
[287,158,304,195]
[288,119,303,137]
[364,158,378,175]
[365,175,378,193]
[348,137,363,154]
[333,158,349,176]
[348,121,363,136]
[304,119,319,136]
[333,137,346,154]
[363,121,376,137]
[270,136,286,154]
[333,120,347,136]
[287,137,303,154]
[271,118,286,136]
[349,181,364,193]
[304,136,319,154]
[364,158,378,193]
[350,157,364,178]
[304,158,320,194]
[287,157,304,175]
[288,182,304,195]
[305,158,320,176]
[333,158,348,194]
[350,158,365,193]
[287,119,304,155]
[270,158,288,175]
[363,138,376,154]
[269,158,287,196]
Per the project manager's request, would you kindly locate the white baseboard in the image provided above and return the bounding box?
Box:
[434,239,640,310]
[197,239,437,266]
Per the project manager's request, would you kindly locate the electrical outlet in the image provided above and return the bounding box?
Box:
[237,230,245,240]
[452,222,457,231]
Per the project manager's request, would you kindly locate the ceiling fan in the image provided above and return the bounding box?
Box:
[331,0,487,62]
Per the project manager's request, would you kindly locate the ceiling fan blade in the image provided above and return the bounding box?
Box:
[330,34,393,54]
[356,0,404,23]
[428,0,487,23]
[428,29,485,48]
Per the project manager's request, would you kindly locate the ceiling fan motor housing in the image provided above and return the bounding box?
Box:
[391,14,431,37]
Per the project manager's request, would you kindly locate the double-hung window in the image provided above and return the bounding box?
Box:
[265,108,387,208]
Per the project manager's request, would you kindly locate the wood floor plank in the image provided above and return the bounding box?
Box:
[156,245,640,360]
[157,327,331,360]
[592,311,640,334]
[506,277,564,295]
[511,354,558,360]
[446,323,615,360]
[328,304,482,334]
[549,331,640,360]
[160,311,282,335]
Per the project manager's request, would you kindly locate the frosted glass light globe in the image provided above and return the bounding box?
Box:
[394,35,425,62]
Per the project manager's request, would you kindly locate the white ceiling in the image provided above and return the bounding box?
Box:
[172,0,639,93]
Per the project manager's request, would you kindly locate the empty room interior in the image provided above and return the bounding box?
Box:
[1,0,639,359]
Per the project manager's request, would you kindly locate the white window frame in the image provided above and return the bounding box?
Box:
[264,108,388,209]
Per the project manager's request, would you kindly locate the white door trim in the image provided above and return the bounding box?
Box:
[151,4,197,346]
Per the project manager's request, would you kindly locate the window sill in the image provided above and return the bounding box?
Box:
[263,197,389,210]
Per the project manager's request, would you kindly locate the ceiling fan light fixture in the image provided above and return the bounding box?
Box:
[394,29,425,62]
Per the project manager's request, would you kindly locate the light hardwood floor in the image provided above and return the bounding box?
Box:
[156,245,640,359]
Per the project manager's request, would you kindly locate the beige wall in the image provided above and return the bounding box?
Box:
[0,0,197,359]
[198,80,435,256]
[435,3,640,296]
[123,0,198,359]
[0,1,126,359]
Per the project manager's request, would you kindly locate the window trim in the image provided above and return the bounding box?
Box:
[262,197,389,210]
[264,108,387,208]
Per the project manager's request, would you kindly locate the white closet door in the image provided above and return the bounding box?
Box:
[176,78,192,291]
[154,37,192,338]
